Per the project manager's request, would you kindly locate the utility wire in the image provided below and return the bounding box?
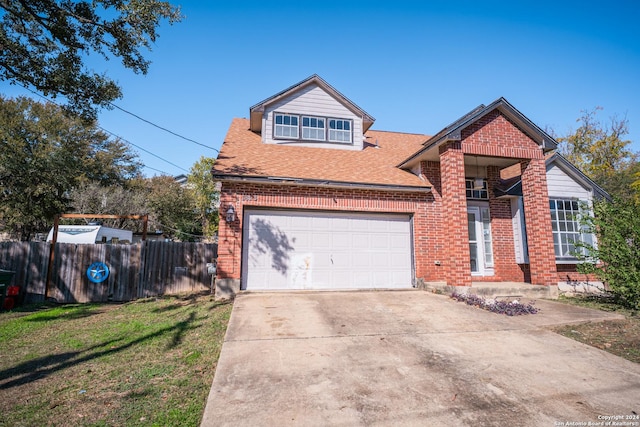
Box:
[154,221,208,239]
[142,164,173,175]
[109,102,219,153]
[97,126,189,173]
[13,83,188,174]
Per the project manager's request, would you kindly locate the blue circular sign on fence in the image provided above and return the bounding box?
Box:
[87,262,109,283]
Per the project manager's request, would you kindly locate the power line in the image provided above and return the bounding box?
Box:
[142,164,172,175]
[97,125,189,173]
[11,83,189,174]
[108,102,219,153]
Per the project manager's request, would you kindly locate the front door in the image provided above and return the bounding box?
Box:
[467,206,494,276]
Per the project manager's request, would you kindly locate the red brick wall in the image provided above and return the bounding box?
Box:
[439,142,472,287]
[420,161,445,281]
[521,159,557,286]
[556,264,600,283]
[461,111,544,160]
[216,182,436,282]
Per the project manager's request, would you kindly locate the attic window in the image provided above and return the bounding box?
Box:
[329,119,352,143]
[272,112,353,144]
[274,113,299,138]
[302,116,325,141]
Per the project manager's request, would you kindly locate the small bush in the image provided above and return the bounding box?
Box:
[451,292,538,316]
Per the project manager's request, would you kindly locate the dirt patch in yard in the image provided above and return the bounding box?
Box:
[552,296,640,363]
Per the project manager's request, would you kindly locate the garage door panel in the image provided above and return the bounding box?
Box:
[353,234,371,249]
[371,236,390,250]
[242,210,412,290]
[390,234,410,249]
[312,232,331,249]
[372,252,390,268]
[290,215,311,229]
[332,233,350,248]
[311,216,332,229]
[352,252,371,268]
[390,253,410,268]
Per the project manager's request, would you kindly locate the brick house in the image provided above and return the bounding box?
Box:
[212,75,607,298]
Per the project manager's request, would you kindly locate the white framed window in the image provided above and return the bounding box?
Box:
[302,116,325,141]
[465,178,488,200]
[274,113,299,139]
[328,119,352,143]
[550,199,594,259]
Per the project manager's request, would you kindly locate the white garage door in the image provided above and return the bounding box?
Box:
[242,210,413,290]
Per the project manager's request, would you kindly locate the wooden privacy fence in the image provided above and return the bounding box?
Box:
[0,241,217,303]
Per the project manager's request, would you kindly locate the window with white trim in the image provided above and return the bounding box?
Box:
[550,199,594,259]
[302,116,325,141]
[328,119,352,143]
[274,113,299,138]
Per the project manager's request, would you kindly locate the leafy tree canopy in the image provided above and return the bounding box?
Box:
[557,107,639,201]
[187,156,219,241]
[0,0,182,119]
[0,96,142,240]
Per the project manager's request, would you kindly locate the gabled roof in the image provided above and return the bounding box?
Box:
[212,118,431,192]
[494,152,611,200]
[398,97,558,168]
[249,74,376,133]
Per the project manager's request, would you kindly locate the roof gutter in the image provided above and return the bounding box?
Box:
[212,174,432,193]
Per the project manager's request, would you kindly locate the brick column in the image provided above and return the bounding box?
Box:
[439,142,471,287]
[216,188,242,281]
[520,158,557,286]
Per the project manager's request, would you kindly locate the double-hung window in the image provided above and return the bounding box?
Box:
[274,113,299,138]
[302,116,325,141]
[328,119,352,143]
[550,199,594,259]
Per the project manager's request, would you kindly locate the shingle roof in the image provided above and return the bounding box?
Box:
[213,118,430,189]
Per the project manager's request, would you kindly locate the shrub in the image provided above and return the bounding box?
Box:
[576,198,640,310]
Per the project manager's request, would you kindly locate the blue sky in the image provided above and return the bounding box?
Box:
[2,0,640,176]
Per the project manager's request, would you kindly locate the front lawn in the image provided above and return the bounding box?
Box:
[553,295,640,363]
[0,293,232,426]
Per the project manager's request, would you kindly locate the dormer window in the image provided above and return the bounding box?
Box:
[274,113,299,138]
[302,116,325,141]
[329,119,352,143]
[273,111,353,144]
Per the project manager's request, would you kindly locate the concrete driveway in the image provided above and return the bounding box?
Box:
[202,291,640,426]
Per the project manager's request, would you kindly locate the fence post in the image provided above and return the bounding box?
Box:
[45,215,60,299]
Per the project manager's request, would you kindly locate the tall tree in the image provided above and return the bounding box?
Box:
[136,176,201,241]
[557,107,639,200]
[0,0,182,119]
[0,96,141,240]
[187,156,219,241]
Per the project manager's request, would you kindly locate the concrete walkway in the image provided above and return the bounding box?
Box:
[202,291,639,426]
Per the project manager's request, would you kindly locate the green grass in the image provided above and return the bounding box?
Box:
[0,293,232,426]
